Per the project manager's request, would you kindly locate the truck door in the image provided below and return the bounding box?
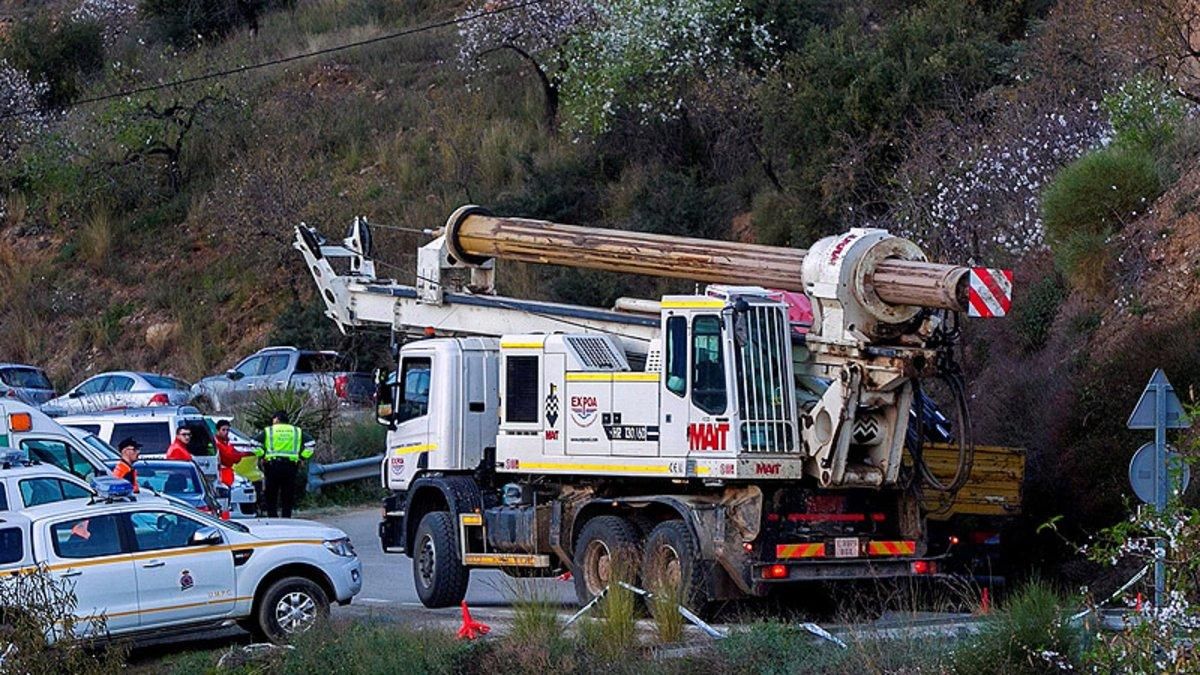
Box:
[659,315,690,457]
[385,355,432,489]
[124,509,236,626]
[44,514,141,635]
[686,314,733,454]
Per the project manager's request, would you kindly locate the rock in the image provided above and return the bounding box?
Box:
[145,322,180,351]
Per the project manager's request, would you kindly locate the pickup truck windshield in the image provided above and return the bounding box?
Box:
[0,367,51,389]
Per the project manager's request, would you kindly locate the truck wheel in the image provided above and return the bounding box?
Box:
[413,511,469,608]
[254,576,329,643]
[642,520,709,617]
[573,515,642,605]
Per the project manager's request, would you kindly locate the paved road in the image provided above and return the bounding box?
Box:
[323,506,576,624]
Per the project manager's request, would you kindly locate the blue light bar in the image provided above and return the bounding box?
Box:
[90,476,134,499]
[0,448,28,468]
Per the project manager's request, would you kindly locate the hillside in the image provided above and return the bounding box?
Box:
[3,0,1200,576]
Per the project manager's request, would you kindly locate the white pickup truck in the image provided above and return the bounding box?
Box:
[0,486,362,643]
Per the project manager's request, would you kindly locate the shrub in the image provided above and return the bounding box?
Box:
[954,579,1081,674]
[329,415,386,461]
[717,621,830,675]
[1102,76,1184,152]
[0,16,104,108]
[139,0,288,47]
[1012,275,1066,352]
[1043,144,1162,243]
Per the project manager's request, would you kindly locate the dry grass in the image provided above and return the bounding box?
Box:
[80,207,114,272]
[4,190,28,229]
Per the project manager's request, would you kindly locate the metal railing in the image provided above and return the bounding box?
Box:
[306,455,381,492]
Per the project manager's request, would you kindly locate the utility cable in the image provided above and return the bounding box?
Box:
[0,0,548,121]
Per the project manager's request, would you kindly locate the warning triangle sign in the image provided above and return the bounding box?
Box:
[1127,369,1189,429]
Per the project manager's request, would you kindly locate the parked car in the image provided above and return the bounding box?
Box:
[42,371,191,415]
[0,363,55,406]
[0,487,362,643]
[0,450,94,510]
[191,346,373,412]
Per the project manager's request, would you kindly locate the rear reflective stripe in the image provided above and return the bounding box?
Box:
[867,540,916,556]
[776,543,826,559]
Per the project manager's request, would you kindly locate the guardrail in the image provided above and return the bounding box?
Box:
[307,455,382,492]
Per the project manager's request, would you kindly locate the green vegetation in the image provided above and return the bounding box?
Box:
[1011,275,1066,352]
[954,580,1081,674]
[1,16,104,107]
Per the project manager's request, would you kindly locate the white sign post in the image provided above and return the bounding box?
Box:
[1126,369,1190,609]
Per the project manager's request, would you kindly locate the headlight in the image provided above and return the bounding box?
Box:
[323,537,356,558]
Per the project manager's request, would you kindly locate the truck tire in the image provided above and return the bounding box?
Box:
[254,575,329,643]
[572,515,642,605]
[642,520,709,617]
[413,511,469,608]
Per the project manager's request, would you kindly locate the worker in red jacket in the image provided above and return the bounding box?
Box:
[165,426,195,461]
[214,419,252,487]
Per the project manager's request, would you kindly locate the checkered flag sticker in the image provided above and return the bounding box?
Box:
[545,383,560,427]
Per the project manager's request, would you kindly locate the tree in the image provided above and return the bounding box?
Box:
[0,16,104,108]
[559,0,773,135]
[456,0,599,131]
[0,60,51,163]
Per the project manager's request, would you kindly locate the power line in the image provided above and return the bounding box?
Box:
[0,0,547,121]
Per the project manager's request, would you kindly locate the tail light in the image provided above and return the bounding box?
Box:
[911,560,937,575]
[220,510,231,521]
[148,392,169,405]
[334,374,349,399]
[763,564,788,579]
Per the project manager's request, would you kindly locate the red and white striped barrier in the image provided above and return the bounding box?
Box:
[967,268,1013,318]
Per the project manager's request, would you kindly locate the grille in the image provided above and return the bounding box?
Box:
[566,336,624,370]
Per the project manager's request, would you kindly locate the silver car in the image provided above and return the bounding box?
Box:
[42,371,192,414]
[0,363,56,405]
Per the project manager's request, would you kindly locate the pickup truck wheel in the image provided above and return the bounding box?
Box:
[642,520,709,617]
[255,576,329,643]
[413,511,469,608]
[572,515,642,605]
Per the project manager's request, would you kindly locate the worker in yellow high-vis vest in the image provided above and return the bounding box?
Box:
[253,411,312,518]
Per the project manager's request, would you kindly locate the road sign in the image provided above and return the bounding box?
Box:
[1129,442,1191,504]
[1127,369,1188,429]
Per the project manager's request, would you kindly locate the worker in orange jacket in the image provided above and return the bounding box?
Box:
[214,419,252,487]
[165,426,195,461]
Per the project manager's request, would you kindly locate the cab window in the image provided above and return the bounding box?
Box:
[104,376,135,393]
[0,485,8,511]
[0,527,23,564]
[398,358,431,423]
[51,515,124,559]
[21,440,96,480]
[665,316,687,397]
[235,356,265,378]
[691,315,727,414]
[129,511,209,551]
[19,478,91,507]
[262,355,290,376]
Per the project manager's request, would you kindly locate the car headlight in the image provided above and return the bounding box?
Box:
[323,537,356,558]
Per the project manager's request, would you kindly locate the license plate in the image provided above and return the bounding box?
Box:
[834,537,859,558]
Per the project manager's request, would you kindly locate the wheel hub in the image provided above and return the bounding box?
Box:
[417,535,437,587]
[275,591,317,634]
[584,540,613,597]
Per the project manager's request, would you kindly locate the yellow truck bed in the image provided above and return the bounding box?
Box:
[913,443,1025,520]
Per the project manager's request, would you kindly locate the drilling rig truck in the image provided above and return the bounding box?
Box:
[295,205,1020,611]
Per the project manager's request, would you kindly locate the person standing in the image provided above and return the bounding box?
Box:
[254,411,311,518]
[111,437,142,492]
[213,419,253,487]
[165,426,195,461]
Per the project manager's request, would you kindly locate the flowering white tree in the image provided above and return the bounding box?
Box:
[558,0,773,135]
[0,59,51,163]
[72,0,139,44]
[456,0,599,130]
[889,98,1109,263]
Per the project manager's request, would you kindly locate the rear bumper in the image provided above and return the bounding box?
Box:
[752,556,947,587]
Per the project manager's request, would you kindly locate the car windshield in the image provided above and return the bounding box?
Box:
[80,434,121,461]
[0,367,52,389]
[142,374,190,390]
[135,464,205,496]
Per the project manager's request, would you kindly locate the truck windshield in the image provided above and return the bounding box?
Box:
[734,303,796,453]
[0,367,51,389]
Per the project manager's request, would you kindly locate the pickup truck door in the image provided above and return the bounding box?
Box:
[124,509,237,626]
[43,514,141,635]
[258,354,293,392]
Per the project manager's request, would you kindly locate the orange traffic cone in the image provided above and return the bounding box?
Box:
[1135,592,1144,613]
[457,600,491,640]
[979,587,991,615]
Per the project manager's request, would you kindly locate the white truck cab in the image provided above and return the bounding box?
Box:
[0,485,362,643]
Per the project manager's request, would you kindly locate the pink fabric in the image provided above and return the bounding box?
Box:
[767,289,813,335]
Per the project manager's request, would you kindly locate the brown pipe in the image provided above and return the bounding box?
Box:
[445,209,969,313]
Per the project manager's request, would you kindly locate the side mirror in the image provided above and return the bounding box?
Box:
[189,526,223,547]
[225,370,243,381]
